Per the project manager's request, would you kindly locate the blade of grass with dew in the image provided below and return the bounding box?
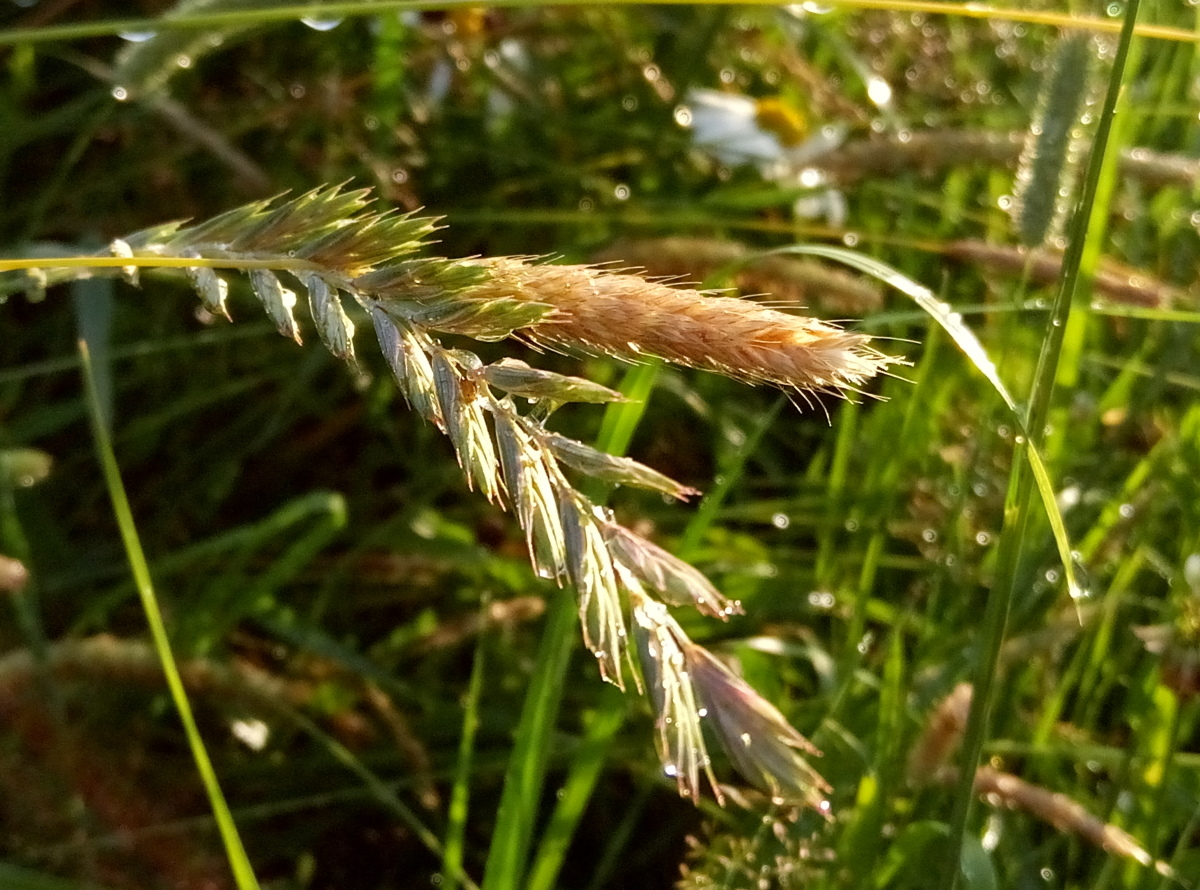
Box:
[78,340,261,890]
[766,243,1083,604]
[0,1,1196,48]
[940,2,1144,886]
[442,603,489,890]
[488,361,657,890]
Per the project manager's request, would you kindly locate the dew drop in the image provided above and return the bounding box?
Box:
[119,30,157,42]
[771,512,790,529]
[613,184,631,201]
[300,16,343,31]
[111,86,130,101]
[1184,553,1200,593]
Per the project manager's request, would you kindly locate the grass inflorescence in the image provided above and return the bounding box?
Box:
[1,3,1198,889]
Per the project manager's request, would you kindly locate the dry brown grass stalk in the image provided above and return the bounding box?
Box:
[460,257,895,398]
[972,767,1173,878]
[909,684,1173,878]
[946,240,1185,308]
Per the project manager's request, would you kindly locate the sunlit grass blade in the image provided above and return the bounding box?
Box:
[939,0,1144,885]
[480,590,577,890]
[767,243,1082,602]
[78,339,261,890]
[524,687,629,890]
[442,610,490,890]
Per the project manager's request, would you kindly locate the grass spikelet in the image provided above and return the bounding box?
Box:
[557,489,628,688]
[303,273,356,362]
[684,643,829,810]
[631,592,721,803]
[603,522,742,620]
[249,269,301,343]
[466,258,894,399]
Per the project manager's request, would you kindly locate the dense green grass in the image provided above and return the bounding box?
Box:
[2,2,1199,889]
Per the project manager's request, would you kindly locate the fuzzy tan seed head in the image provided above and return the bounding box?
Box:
[460,258,895,398]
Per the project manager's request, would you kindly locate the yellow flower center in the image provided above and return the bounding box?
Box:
[754,98,808,147]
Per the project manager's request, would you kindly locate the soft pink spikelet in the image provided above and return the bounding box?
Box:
[465,258,895,397]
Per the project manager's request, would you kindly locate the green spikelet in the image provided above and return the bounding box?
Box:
[1012,33,1093,247]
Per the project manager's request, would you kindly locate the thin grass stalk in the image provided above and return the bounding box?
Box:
[78,340,261,890]
[441,605,489,890]
[939,5,1143,887]
[278,706,479,889]
[677,397,783,560]
[0,1,1196,47]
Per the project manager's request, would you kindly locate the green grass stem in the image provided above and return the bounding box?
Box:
[78,340,261,890]
[0,1,1194,47]
[939,3,1143,886]
[442,609,489,890]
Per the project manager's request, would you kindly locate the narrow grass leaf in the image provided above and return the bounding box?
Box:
[442,612,489,890]
[481,590,578,890]
[78,340,261,890]
[769,244,1083,601]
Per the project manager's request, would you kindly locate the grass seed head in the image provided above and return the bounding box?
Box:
[465,258,895,401]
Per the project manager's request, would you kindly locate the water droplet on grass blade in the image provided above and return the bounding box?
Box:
[300,16,343,30]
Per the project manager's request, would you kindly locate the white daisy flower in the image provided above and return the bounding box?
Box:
[682,88,848,225]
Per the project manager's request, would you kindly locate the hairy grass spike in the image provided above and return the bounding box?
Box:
[1012,34,1093,247]
[458,257,894,398]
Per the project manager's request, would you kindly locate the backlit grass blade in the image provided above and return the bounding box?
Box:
[766,243,1083,602]
[480,589,577,890]
[78,340,261,890]
[941,0,1144,885]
